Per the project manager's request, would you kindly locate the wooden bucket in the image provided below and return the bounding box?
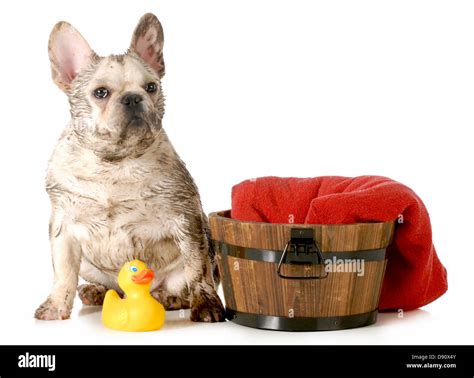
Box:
[209,210,395,331]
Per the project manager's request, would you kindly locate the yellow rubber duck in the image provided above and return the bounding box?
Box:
[102,260,165,332]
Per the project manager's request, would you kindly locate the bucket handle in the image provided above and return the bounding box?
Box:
[276,228,329,280]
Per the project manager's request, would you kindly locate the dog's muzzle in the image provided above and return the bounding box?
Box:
[120,92,146,125]
[121,92,144,109]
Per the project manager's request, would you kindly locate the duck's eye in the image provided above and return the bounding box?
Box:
[130,265,138,273]
[94,87,109,99]
[145,82,157,93]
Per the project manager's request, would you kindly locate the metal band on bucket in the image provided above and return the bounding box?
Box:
[215,241,387,263]
[225,308,378,332]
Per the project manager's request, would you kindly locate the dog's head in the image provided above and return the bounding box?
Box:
[49,13,166,161]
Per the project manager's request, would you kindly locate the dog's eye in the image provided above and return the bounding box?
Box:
[93,87,109,99]
[145,82,157,93]
[130,265,138,273]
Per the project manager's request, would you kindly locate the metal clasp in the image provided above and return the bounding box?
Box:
[277,228,329,280]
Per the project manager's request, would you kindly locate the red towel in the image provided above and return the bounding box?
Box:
[231,176,447,311]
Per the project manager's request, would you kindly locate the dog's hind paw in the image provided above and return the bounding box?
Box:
[34,298,71,320]
[77,283,108,306]
[151,289,191,310]
[162,295,191,310]
[190,295,225,323]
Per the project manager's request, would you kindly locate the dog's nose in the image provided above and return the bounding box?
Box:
[121,93,143,108]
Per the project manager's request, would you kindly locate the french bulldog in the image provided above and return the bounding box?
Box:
[34,13,225,322]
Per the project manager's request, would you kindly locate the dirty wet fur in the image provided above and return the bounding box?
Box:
[35,13,225,322]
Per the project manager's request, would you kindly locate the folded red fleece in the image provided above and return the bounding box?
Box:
[231,176,447,311]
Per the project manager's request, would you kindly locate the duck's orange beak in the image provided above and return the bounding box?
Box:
[131,269,154,285]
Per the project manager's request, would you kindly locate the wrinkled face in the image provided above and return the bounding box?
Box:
[70,54,165,161]
[49,13,166,161]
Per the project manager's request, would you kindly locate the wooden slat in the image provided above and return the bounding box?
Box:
[222,256,386,317]
[209,210,395,252]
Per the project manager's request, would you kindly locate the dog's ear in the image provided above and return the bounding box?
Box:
[130,13,165,78]
[48,22,96,92]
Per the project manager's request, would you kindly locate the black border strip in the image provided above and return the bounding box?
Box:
[3,345,474,377]
[215,241,386,263]
[226,308,378,332]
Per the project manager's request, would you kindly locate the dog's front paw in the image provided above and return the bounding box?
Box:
[190,295,225,323]
[34,298,71,320]
[78,283,108,306]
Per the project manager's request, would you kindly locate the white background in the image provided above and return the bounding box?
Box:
[0,0,472,344]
